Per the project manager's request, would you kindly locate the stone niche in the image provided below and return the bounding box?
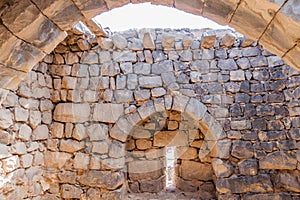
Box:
[0,27,300,200]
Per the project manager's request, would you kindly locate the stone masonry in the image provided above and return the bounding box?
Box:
[0,0,299,91]
[0,28,300,199]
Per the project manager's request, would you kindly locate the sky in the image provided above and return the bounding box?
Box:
[94,3,231,31]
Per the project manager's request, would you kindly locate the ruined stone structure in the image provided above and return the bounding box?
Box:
[0,27,300,199]
[0,0,299,92]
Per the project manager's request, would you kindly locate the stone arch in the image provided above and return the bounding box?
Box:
[0,0,299,90]
[109,93,228,197]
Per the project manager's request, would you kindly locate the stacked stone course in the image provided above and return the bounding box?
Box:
[0,28,300,199]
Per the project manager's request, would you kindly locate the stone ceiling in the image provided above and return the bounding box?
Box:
[0,0,299,90]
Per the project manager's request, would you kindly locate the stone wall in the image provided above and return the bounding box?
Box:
[0,28,300,199]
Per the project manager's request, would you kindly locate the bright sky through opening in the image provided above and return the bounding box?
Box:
[94,3,232,31]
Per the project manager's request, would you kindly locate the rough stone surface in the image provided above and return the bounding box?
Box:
[0,28,299,199]
[216,174,273,194]
[53,103,90,122]
[93,103,124,123]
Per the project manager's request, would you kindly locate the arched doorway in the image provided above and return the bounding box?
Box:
[124,110,216,199]
[109,94,228,199]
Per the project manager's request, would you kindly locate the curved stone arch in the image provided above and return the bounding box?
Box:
[0,0,299,90]
[110,93,227,161]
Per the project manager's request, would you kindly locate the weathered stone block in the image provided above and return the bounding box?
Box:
[102,157,125,170]
[185,98,207,120]
[92,141,109,154]
[73,0,107,19]
[78,170,124,190]
[59,139,84,153]
[238,159,258,176]
[175,0,203,15]
[181,160,214,181]
[231,140,254,159]
[128,160,163,176]
[54,103,90,123]
[139,76,163,88]
[2,155,20,173]
[143,32,155,50]
[154,131,188,147]
[1,0,66,53]
[0,143,11,159]
[44,151,72,169]
[216,174,273,193]
[113,51,137,62]
[274,171,300,193]
[61,184,83,199]
[218,59,238,70]
[244,193,292,200]
[32,125,49,140]
[259,151,297,170]
[0,109,13,129]
[93,103,124,123]
[212,158,233,178]
[74,152,90,169]
[162,33,175,49]
[140,176,165,193]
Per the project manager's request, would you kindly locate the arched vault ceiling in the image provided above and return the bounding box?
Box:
[0,0,299,90]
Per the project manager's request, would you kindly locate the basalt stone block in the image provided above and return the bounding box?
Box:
[259,151,297,170]
[139,76,162,88]
[218,59,238,70]
[231,140,254,159]
[274,170,300,193]
[140,176,165,193]
[181,160,214,181]
[216,174,273,193]
[249,56,268,67]
[244,193,292,200]
[78,170,124,190]
[238,159,258,176]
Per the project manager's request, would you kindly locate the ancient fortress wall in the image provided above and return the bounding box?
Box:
[0,28,300,199]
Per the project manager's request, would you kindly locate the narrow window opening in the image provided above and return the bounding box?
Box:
[165,146,176,191]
